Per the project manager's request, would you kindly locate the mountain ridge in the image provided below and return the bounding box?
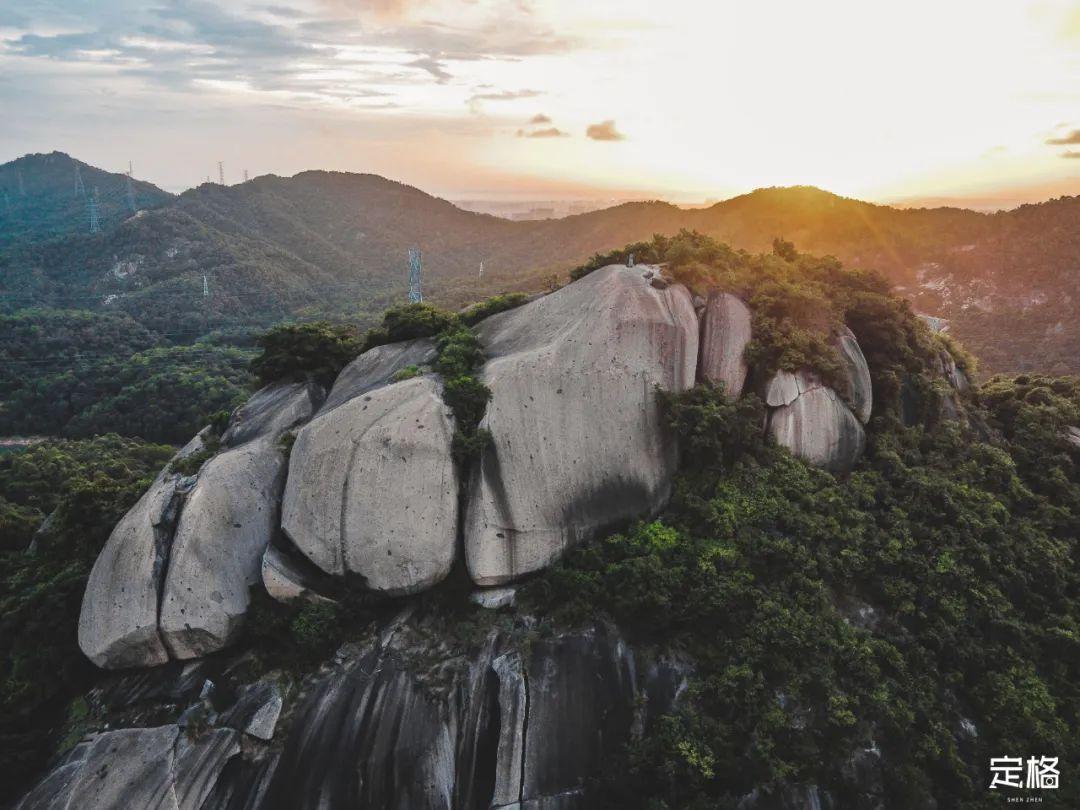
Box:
[2,151,1079,374]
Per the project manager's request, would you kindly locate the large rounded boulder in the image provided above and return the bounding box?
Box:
[832,326,873,424]
[699,291,752,397]
[766,370,865,473]
[463,265,699,586]
[281,373,459,595]
[78,382,323,669]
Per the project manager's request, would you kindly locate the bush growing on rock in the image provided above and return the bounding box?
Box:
[250,321,364,387]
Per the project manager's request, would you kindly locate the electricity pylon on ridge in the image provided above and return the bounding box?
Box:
[408,248,423,303]
[74,165,86,198]
[218,161,224,185]
[125,166,137,214]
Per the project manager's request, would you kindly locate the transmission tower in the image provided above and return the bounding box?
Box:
[243,169,249,183]
[407,248,423,303]
[88,188,100,233]
[218,161,224,185]
[125,166,137,214]
[203,275,210,298]
[74,165,86,198]
[16,169,24,196]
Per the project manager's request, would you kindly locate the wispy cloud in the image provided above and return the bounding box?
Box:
[529,113,551,124]
[586,119,625,141]
[517,126,567,138]
[1046,128,1080,145]
[1062,150,1080,159]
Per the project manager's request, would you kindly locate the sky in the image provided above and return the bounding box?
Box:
[1,0,1079,208]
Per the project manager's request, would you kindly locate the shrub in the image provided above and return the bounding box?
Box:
[362,303,457,351]
[460,293,529,326]
[250,322,363,387]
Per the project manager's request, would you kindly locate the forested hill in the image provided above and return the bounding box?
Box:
[0,152,172,250]
[2,153,1079,380]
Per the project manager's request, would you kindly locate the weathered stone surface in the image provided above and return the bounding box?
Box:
[25,612,691,810]
[768,371,865,473]
[833,326,873,423]
[77,432,206,669]
[1065,426,1080,450]
[282,376,458,595]
[81,373,324,670]
[320,338,437,414]
[159,435,287,660]
[15,725,239,810]
[470,586,518,610]
[937,350,970,392]
[766,370,801,407]
[220,678,285,741]
[465,265,698,586]
[699,291,751,397]
[262,544,333,604]
[221,381,324,448]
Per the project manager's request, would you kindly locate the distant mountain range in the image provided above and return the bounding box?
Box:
[2,151,1078,374]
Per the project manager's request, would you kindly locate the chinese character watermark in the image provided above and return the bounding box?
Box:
[990,756,1059,791]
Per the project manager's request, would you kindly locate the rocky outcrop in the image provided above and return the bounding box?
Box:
[28,612,688,809]
[464,265,699,586]
[281,375,458,595]
[77,433,206,669]
[699,291,751,397]
[320,337,437,414]
[222,381,325,447]
[767,371,865,473]
[832,326,872,423]
[79,383,323,669]
[15,724,240,810]
[159,435,288,659]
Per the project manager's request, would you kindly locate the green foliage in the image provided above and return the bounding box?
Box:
[525,379,1080,807]
[0,309,253,443]
[460,293,529,326]
[362,303,458,351]
[0,435,173,798]
[289,601,341,655]
[772,236,798,262]
[391,364,421,382]
[250,321,364,387]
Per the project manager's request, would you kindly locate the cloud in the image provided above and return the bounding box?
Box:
[586,119,625,141]
[1062,150,1080,159]
[517,126,567,138]
[529,113,551,124]
[408,56,451,82]
[1046,129,1080,145]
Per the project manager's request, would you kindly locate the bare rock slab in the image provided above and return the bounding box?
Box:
[464,264,699,586]
[767,371,865,473]
[159,435,287,660]
[833,326,873,424]
[77,432,206,670]
[282,376,459,595]
[699,291,751,397]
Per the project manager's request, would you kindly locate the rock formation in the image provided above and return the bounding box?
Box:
[79,382,323,669]
[281,374,458,595]
[699,291,752,397]
[766,370,866,473]
[25,612,692,810]
[463,265,699,586]
[159,435,288,659]
[832,326,873,423]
